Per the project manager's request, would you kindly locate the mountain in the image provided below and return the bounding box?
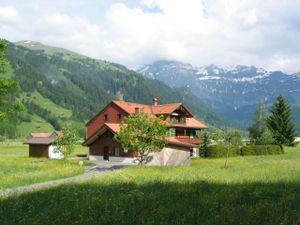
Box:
[138,60,300,130]
[0,41,227,138]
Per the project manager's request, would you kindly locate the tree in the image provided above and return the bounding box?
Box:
[224,129,243,168]
[53,125,79,159]
[225,129,243,146]
[115,112,168,166]
[267,95,297,147]
[248,102,274,145]
[0,39,24,121]
[199,131,210,157]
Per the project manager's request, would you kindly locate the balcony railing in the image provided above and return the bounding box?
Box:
[169,117,186,124]
[175,136,201,144]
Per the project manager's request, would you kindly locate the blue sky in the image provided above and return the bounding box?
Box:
[1,0,300,73]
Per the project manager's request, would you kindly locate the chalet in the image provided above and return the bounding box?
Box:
[24,131,63,159]
[83,98,207,166]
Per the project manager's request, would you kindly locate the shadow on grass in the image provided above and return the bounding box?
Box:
[0,180,299,225]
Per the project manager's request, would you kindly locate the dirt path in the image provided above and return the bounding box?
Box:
[0,165,127,197]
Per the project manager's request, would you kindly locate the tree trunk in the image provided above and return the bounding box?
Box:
[224,148,229,168]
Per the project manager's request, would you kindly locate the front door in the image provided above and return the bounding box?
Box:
[103,146,109,160]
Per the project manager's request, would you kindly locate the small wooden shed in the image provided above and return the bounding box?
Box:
[24,131,63,159]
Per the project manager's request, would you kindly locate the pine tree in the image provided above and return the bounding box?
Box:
[267,95,297,147]
[199,131,210,157]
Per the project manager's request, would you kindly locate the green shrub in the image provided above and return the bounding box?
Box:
[240,145,283,156]
[206,144,240,158]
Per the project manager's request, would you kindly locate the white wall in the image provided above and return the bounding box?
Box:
[192,147,198,157]
[89,146,191,166]
[147,146,191,166]
[48,145,64,159]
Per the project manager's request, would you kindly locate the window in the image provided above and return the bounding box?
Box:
[189,131,195,139]
[104,131,110,137]
[123,148,128,153]
[114,147,120,156]
[118,114,122,121]
[167,128,176,137]
[190,148,193,157]
[104,114,108,121]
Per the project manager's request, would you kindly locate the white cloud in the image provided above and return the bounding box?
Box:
[0,0,300,73]
[267,55,300,74]
[0,5,20,22]
[31,13,103,58]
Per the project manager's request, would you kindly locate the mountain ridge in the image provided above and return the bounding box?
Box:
[138,60,300,130]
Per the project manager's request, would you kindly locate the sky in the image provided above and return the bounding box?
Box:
[1,0,300,73]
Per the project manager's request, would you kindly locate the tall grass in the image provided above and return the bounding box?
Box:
[0,146,299,225]
[0,144,85,189]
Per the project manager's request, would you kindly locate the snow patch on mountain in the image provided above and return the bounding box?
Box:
[198,76,222,80]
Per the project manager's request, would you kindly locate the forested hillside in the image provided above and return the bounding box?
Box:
[0,41,227,139]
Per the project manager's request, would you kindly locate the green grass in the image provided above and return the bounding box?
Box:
[17,91,85,138]
[21,91,73,118]
[17,114,54,138]
[0,143,88,189]
[0,146,299,225]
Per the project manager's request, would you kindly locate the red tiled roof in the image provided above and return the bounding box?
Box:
[171,118,207,129]
[112,101,152,114]
[112,100,183,115]
[105,123,120,133]
[30,132,53,138]
[186,118,207,128]
[152,103,182,114]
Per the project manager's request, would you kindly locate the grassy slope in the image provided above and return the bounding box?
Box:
[21,91,73,118]
[0,63,79,137]
[18,91,83,137]
[0,146,299,225]
[0,143,88,189]
[18,114,54,138]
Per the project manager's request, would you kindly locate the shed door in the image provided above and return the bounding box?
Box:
[103,146,109,160]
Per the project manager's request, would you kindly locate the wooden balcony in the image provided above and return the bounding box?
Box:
[175,136,201,145]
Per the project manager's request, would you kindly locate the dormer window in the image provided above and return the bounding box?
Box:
[104,114,108,121]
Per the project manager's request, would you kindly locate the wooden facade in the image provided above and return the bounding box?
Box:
[29,144,49,158]
[87,103,127,138]
[83,99,207,161]
[89,130,135,160]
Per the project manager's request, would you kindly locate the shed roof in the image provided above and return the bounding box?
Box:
[24,131,62,145]
[25,137,55,145]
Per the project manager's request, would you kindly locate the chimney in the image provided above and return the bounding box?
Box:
[153,97,158,106]
[135,107,140,114]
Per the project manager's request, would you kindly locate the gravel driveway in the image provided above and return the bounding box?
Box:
[0,161,131,197]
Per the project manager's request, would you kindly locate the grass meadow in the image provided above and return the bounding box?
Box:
[0,142,88,189]
[0,145,299,225]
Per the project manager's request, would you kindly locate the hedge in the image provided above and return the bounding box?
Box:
[240,145,283,156]
[206,144,240,158]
